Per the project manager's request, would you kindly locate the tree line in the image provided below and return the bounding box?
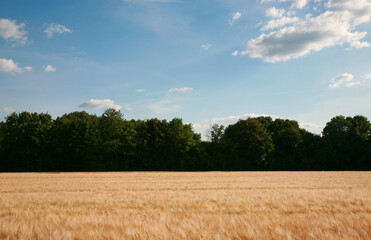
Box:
[0,109,370,172]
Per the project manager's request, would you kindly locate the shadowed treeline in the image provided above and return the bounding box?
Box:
[0,109,370,172]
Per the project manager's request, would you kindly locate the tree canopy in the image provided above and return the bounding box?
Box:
[0,110,370,171]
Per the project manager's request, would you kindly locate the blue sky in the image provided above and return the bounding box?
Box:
[1,0,371,137]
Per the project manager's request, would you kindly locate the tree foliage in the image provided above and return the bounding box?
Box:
[222,119,273,170]
[0,110,369,171]
[322,115,371,170]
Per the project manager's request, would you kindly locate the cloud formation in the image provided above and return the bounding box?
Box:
[291,0,308,9]
[362,74,371,80]
[44,23,72,38]
[261,0,309,9]
[44,65,56,72]
[243,0,371,62]
[327,0,371,25]
[329,73,360,88]
[230,12,242,25]
[168,87,193,92]
[0,19,28,45]
[0,58,32,73]
[266,7,286,18]
[201,43,211,51]
[136,89,146,92]
[261,16,299,30]
[24,66,32,72]
[78,99,121,110]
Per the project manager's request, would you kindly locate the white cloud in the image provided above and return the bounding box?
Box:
[3,107,16,113]
[232,50,238,56]
[44,23,72,38]
[261,16,299,30]
[169,87,193,93]
[349,41,371,48]
[78,99,121,110]
[0,58,32,73]
[147,100,180,114]
[362,74,371,80]
[230,12,242,25]
[0,19,28,45]
[136,89,146,92]
[201,43,211,51]
[44,65,56,72]
[233,12,242,20]
[327,0,371,26]
[344,81,360,87]
[260,0,308,8]
[329,73,360,88]
[244,0,371,62]
[242,11,370,62]
[266,7,286,18]
[24,66,32,72]
[291,0,309,9]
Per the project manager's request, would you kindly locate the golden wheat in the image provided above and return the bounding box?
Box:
[0,172,370,239]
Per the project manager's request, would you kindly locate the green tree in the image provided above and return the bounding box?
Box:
[204,124,226,170]
[322,116,352,170]
[255,116,274,132]
[298,130,324,170]
[270,119,303,170]
[97,109,136,170]
[0,112,53,171]
[145,118,166,170]
[207,124,225,143]
[51,111,99,171]
[323,115,371,170]
[222,118,274,170]
[347,115,371,169]
[163,118,201,170]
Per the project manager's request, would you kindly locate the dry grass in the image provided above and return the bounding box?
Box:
[0,172,370,240]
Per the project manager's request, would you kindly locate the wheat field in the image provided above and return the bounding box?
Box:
[0,172,370,240]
